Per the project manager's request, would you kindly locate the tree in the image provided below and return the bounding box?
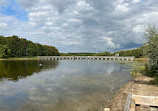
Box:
[0,36,60,58]
[0,45,11,58]
[144,25,158,77]
[0,44,5,58]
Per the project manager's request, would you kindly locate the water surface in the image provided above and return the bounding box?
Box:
[0,60,131,111]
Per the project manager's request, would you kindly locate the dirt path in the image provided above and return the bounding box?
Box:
[106,75,158,111]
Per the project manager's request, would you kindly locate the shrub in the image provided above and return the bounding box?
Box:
[150,77,158,85]
[144,25,158,77]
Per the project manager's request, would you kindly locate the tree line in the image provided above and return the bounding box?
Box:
[0,35,60,58]
[61,48,144,58]
[114,47,144,58]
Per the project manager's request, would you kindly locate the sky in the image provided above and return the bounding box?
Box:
[0,0,158,53]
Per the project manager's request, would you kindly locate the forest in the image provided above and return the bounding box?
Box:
[0,35,60,58]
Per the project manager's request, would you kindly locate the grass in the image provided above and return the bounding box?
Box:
[0,56,41,60]
[134,58,148,62]
[130,65,146,76]
[128,59,158,86]
[118,58,147,77]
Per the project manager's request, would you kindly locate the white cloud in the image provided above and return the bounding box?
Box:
[132,0,141,3]
[0,23,7,27]
[99,36,120,49]
[1,0,158,52]
[45,22,53,26]
[69,18,81,23]
[29,11,49,17]
[133,25,144,33]
[115,3,129,12]
[62,40,81,45]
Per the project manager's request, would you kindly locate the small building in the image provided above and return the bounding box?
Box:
[115,53,119,56]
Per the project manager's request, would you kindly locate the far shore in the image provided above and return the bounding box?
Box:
[0,57,41,60]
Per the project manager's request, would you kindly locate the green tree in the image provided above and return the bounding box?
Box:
[144,25,158,77]
[0,44,5,58]
[0,45,11,58]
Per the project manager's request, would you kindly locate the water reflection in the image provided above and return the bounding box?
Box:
[0,60,131,111]
[0,60,59,81]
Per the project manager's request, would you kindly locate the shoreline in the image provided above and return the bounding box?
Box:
[105,75,158,111]
[0,57,41,60]
[0,57,148,61]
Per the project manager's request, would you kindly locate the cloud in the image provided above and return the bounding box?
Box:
[132,0,141,3]
[0,22,7,27]
[15,0,39,8]
[0,0,6,6]
[0,0,158,52]
[50,0,77,13]
[99,36,120,49]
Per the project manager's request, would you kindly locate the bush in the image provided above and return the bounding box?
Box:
[144,25,158,77]
[150,77,158,85]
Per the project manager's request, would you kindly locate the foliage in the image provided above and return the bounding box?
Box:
[61,52,96,56]
[94,51,114,56]
[150,77,158,86]
[0,44,5,58]
[61,52,115,56]
[0,35,60,58]
[144,25,158,77]
[114,47,144,58]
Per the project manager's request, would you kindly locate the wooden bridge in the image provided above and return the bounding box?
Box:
[37,56,135,61]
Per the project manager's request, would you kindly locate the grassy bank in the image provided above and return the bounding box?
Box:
[0,57,41,60]
[134,58,148,62]
[130,65,146,76]
[131,59,158,85]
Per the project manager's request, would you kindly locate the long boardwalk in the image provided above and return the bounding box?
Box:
[37,56,135,61]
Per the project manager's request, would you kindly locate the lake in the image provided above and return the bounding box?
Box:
[0,60,131,111]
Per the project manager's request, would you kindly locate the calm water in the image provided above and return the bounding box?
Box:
[0,60,131,111]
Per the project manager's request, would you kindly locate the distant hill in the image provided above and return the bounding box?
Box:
[0,35,60,58]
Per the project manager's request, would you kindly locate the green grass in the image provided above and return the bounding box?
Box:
[118,60,147,77]
[126,60,158,86]
[130,65,146,76]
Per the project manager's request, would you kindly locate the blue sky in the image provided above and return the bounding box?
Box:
[1,0,28,21]
[0,0,158,52]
